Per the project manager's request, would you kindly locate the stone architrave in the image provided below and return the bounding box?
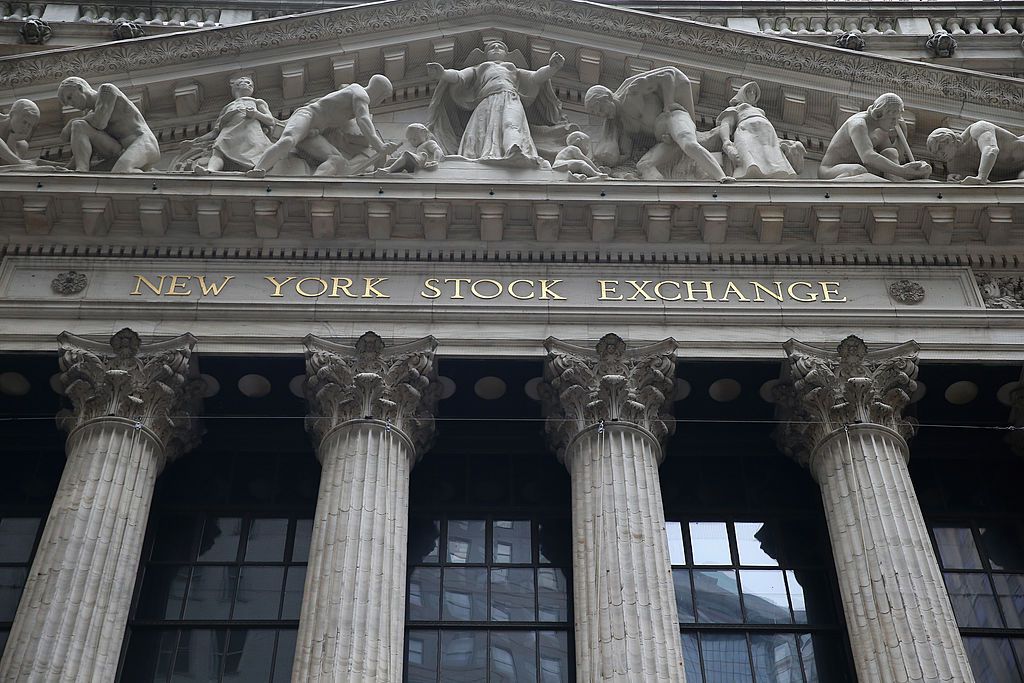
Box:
[0,328,201,682]
[295,331,438,683]
[541,333,686,682]
[774,336,975,683]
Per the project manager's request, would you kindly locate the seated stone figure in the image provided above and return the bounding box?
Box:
[380,123,444,173]
[57,77,160,173]
[552,131,608,180]
[818,93,931,181]
[717,82,803,179]
[0,99,40,166]
[926,122,1024,184]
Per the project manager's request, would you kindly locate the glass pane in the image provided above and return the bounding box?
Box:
[537,568,568,622]
[0,518,40,563]
[493,520,532,564]
[539,631,569,683]
[281,567,306,620]
[184,566,239,620]
[693,570,743,623]
[537,519,570,565]
[245,519,289,562]
[799,633,818,683]
[701,633,753,683]
[673,569,695,624]
[198,517,243,562]
[944,572,1001,628]
[407,630,439,683]
[981,525,1024,571]
[740,569,792,624]
[787,570,835,626]
[735,522,779,567]
[491,631,537,681]
[170,629,221,682]
[410,518,441,564]
[291,519,313,563]
[118,629,169,682]
[681,632,703,683]
[150,515,198,562]
[233,566,284,620]
[933,527,983,570]
[800,633,850,683]
[222,629,275,681]
[666,522,687,565]
[408,568,441,621]
[994,574,1024,628]
[963,637,1022,683]
[440,630,486,682]
[0,630,7,661]
[750,633,801,683]
[136,565,190,620]
[447,520,485,564]
[442,568,487,621]
[491,568,535,621]
[0,568,27,622]
[690,523,732,565]
[272,630,297,683]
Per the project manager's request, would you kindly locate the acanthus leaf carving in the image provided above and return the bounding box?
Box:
[57,327,202,463]
[541,333,677,462]
[774,335,919,470]
[303,331,438,456]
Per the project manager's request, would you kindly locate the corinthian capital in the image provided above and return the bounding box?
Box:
[541,333,677,459]
[57,328,201,459]
[304,332,438,453]
[774,335,919,466]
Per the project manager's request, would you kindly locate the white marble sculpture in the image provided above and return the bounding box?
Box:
[57,77,161,172]
[717,82,803,179]
[585,66,731,182]
[818,93,931,181]
[379,123,444,173]
[926,122,1024,184]
[426,40,574,166]
[552,131,608,180]
[250,75,398,177]
[0,99,39,166]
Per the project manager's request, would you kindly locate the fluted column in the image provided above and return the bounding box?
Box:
[774,335,974,683]
[542,334,686,683]
[293,331,437,683]
[0,328,201,682]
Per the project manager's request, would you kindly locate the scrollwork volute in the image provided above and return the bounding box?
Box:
[774,335,919,469]
[303,331,438,456]
[541,333,677,462]
[57,327,202,461]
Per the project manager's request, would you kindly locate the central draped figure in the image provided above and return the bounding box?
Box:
[426,41,574,165]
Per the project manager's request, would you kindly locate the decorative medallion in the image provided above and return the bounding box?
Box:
[18,18,52,45]
[112,20,146,41]
[51,270,88,295]
[888,279,925,305]
[834,32,865,51]
[926,31,957,58]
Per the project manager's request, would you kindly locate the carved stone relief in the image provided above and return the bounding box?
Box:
[51,270,88,295]
[976,273,1024,309]
[888,279,925,305]
[927,122,1024,184]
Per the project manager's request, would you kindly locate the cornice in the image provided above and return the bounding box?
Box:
[1,0,1023,111]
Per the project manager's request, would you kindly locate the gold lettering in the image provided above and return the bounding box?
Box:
[131,274,166,296]
[197,276,234,296]
[654,281,681,301]
[598,280,622,301]
[539,279,566,300]
[787,281,818,302]
[508,279,535,300]
[720,281,751,302]
[819,281,847,302]
[420,278,441,299]
[470,279,502,299]
[445,278,471,299]
[165,275,192,296]
[295,277,328,298]
[750,281,784,302]
[330,277,356,298]
[626,280,656,301]
[265,276,296,297]
[683,280,716,302]
[362,277,389,298]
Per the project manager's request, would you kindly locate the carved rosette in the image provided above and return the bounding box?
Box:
[888,279,925,304]
[51,270,88,295]
[541,333,677,461]
[57,328,202,462]
[304,331,438,456]
[774,335,919,468]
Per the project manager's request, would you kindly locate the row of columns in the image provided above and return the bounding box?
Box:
[0,328,975,683]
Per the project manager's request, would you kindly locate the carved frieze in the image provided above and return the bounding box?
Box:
[976,272,1024,309]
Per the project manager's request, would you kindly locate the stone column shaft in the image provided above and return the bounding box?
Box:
[543,334,686,683]
[294,332,437,683]
[0,328,199,683]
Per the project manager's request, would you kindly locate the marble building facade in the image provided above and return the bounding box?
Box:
[1,0,1024,680]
